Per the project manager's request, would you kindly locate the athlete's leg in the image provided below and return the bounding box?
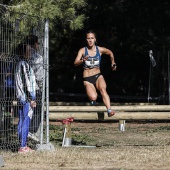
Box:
[83,81,97,102]
[95,75,115,116]
[95,75,110,109]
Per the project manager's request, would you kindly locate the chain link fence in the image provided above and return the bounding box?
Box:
[0,5,52,152]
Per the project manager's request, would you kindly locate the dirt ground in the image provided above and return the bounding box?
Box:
[1,120,170,170]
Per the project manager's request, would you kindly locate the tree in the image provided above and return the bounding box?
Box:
[2,0,87,94]
[7,0,87,30]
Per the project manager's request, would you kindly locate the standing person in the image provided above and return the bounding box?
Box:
[74,30,117,117]
[24,35,44,141]
[15,43,37,153]
[25,35,44,89]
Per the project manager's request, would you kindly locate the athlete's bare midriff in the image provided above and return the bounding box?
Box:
[83,67,101,78]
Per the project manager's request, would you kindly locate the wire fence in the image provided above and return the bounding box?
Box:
[0,5,51,152]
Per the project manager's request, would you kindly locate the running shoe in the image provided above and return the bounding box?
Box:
[90,101,96,106]
[107,109,116,117]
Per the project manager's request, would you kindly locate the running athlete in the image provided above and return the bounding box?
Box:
[74,30,117,117]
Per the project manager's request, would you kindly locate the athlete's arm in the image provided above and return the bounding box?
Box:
[74,48,89,66]
[98,46,117,71]
[74,48,84,66]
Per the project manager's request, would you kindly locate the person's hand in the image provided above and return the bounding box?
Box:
[111,63,117,71]
[82,55,89,61]
[6,73,11,76]
[30,100,36,108]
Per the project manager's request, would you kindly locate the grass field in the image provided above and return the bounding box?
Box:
[1,120,170,170]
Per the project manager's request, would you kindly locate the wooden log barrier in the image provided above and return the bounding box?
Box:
[49,112,170,120]
[48,105,170,120]
[48,105,170,112]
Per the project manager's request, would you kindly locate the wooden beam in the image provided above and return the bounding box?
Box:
[48,105,170,112]
[49,112,170,120]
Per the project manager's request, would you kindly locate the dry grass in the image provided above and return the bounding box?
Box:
[1,121,170,170]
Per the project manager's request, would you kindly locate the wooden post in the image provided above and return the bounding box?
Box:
[97,112,104,121]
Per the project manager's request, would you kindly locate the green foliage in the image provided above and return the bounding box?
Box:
[7,0,87,30]
[70,15,85,30]
[72,133,90,144]
[2,0,170,99]
[49,124,94,145]
[49,124,63,144]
